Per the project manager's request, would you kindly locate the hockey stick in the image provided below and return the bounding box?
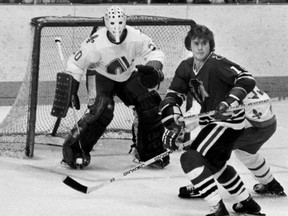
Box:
[183,96,287,121]
[53,37,86,167]
[51,37,66,136]
[55,37,66,66]
[63,139,193,194]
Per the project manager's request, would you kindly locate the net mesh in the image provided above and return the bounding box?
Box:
[0,16,195,155]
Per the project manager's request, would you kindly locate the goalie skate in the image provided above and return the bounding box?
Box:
[148,155,170,169]
[61,152,91,169]
[129,144,170,169]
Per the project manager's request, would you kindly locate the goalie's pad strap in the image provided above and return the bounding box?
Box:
[51,72,73,118]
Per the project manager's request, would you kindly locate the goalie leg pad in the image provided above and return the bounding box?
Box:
[135,90,168,163]
[62,133,78,168]
[79,95,114,153]
[62,95,114,167]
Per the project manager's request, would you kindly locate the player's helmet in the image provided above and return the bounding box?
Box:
[104,6,127,43]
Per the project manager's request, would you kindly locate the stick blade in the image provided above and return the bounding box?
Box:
[63,176,88,194]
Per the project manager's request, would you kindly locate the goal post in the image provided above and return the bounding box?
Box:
[0,15,196,158]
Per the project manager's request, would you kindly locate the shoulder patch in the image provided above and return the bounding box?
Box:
[213,54,224,60]
[86,34,99,44]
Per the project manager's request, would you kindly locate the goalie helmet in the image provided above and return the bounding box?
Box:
[104,6,127,43]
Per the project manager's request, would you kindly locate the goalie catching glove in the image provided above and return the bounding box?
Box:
[136,61,164,89]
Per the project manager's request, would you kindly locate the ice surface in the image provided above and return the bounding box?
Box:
[0,102,288,216]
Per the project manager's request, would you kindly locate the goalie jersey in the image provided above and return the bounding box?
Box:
[65,25,165,82]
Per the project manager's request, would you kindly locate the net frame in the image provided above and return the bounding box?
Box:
[0,15,196,157]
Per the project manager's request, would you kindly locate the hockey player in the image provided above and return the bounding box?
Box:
[160,24,264,216]
[236,87,286,196]
[179,86,286,198]
[53,6,169,169]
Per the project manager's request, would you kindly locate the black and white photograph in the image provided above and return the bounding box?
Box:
[0,1,287,216]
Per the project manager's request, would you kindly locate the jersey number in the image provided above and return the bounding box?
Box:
[74,51,82,61]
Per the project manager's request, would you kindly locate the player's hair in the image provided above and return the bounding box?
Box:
[184,24,215,52]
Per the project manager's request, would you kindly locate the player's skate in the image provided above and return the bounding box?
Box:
[232,195,265,215]
[178,184,203,198]
[253,178,286,196]
[206,200,229,216]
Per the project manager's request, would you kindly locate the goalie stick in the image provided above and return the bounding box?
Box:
[52,37,88,168]
[51,37,66,136]
[55,37,66,67]
[63,139,193,194]
[183,96,287,121]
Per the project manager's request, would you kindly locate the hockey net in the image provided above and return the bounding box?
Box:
[0,15,196,157]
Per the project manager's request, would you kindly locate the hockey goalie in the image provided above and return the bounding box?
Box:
[51,6,169,169]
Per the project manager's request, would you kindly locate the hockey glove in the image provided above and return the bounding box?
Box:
[214,85,248,121]
[162,127,181,151]
[136,65,164,89]
[214,96,241,121]
[160,104,184,130]
[214,101,231,120]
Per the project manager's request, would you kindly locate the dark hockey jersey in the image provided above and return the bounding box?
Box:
[167,53,255,129]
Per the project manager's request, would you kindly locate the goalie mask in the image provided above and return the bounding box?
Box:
[104,6,127,43]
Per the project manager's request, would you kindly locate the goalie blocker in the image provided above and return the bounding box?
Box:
[51,72,80,118]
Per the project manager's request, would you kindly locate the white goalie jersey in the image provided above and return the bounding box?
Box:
[66,25,165,82]
[243,86,276,128]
